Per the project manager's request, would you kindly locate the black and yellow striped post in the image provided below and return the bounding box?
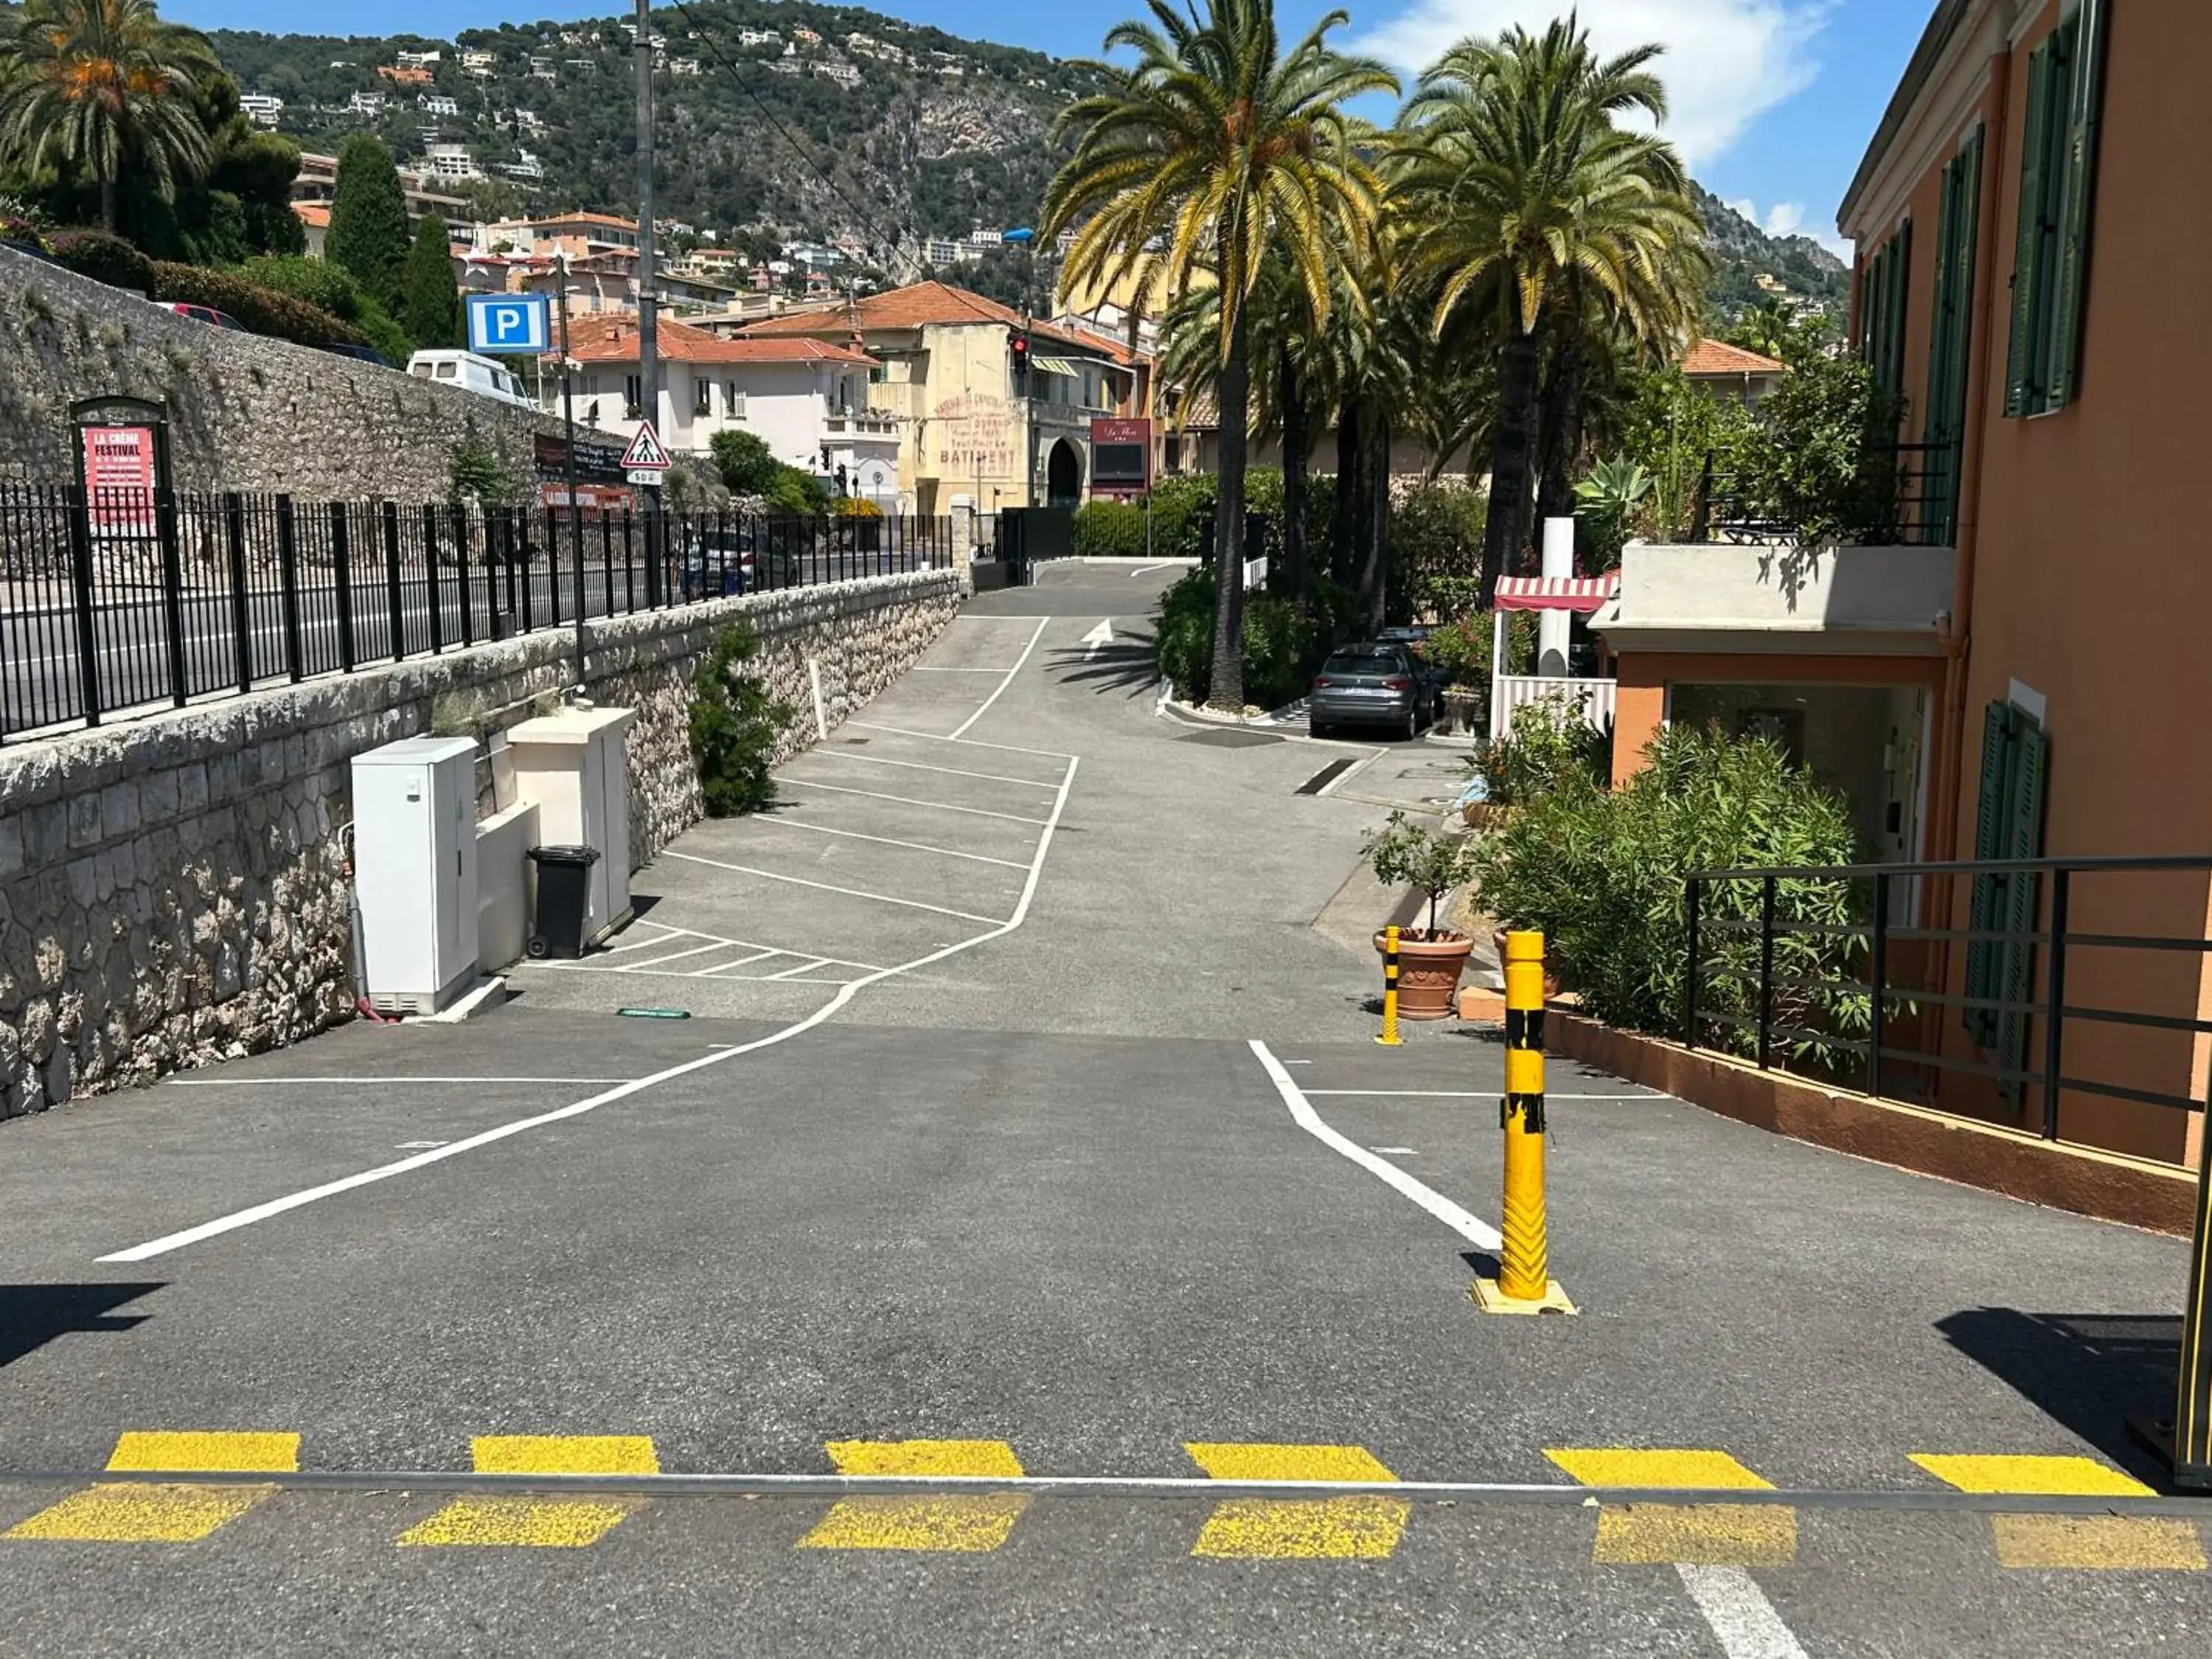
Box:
[1376,925,1404,1046]
[1472,931,1576,1315]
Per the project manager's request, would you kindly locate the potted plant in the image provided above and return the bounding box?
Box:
[1360,811,1478,1019]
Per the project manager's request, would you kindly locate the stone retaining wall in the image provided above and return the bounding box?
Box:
[0,568,964,1119]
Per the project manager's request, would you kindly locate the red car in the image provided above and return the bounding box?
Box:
[159,302,244,330]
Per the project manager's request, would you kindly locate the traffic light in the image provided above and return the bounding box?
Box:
[1009,331,1030,380]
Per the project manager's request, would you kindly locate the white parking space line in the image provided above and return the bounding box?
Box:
[661,849,1008,925]
[618,939,743,971]
[98,754,1080,1263]
[591,926,689,955]
[808,748,1062,789]
[687,949,791,975]
[846,720,1071,761]
[165,1077,629,1088]
[748,814,1030,868]
[1674,1565,1811,1659]
[777,776,1050,825]
[761,959,833,981]
[949,617,1048,740]
[1248,1040,1503,1253]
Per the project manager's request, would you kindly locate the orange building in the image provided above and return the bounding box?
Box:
[1599,0,2205,1165]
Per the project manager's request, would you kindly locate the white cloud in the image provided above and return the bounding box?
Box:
[1762,201,1804,237]
[1359,0,1829,171]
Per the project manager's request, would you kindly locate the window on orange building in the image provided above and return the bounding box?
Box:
[2004,0,2108,417]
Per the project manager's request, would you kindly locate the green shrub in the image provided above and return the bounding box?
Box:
[147,262,364,348]
[235,254,362,320]
[448,441,515,507]
[1071,498,1147,557]
[1475,696,1611,806]
[1469,723,1868,1052]
[1388,481,1486,618]
[1153,565,1332,710]
[1416,611,1535,689]
[830,496,883,518]
[49,230,153,293]
[1144,474,1215,560]
[689,621,795,817]
[1155,566,1217,703]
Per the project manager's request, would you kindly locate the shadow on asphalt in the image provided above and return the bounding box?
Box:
[0,1283,161,1371]
[1044,633,1160,699]
[1935,1308,2180,1479]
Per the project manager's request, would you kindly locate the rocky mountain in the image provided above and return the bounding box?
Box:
[206,4,1849,316]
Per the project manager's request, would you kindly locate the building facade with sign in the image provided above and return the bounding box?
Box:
[736,282,1147,515]
[549,315,897,506]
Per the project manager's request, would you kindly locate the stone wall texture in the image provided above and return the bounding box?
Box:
[0,246,553,498]
[0,567,964,1120]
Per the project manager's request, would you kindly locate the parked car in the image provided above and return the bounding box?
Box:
[319,341,394,369]
[1310,642,1430,741]
[1378,624,1452,712]
[680,528,801,599]
[160,302,244,330]
[406,348,534,409]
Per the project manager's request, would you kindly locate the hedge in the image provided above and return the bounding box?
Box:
[49,230,154,294]
[1070,498,1147,557]
[147,262,364,349]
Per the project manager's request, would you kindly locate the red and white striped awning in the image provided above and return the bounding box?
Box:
[1493,573,1621,613]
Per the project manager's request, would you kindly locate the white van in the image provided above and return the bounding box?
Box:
[406,349,534,409]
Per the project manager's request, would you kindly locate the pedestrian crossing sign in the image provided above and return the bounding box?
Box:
[619,422,671,472]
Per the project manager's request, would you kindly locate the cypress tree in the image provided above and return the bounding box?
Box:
[400,213,463,350]
[324,135,409,310]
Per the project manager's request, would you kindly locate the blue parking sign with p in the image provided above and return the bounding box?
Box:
[467,293,551,355]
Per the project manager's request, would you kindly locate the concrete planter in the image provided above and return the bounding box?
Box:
[1374,928,1475,1019]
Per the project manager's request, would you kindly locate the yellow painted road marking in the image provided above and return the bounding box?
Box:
[799,1440,1030,1552]
[1185,1443,1410,1560]
[5,1431,297,1544]
[1545,1447,1795,1566]
[1911,1453,2205,1571]
[398,1436,658,1549]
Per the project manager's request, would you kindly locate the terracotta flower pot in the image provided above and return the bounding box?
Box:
[1492,930,1565,1000]
[1374,928,1475,1020]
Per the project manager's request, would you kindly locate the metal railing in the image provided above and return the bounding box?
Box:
[1690,439,1956,548]
[0,482,958,744]
[1683,854,2212,1146]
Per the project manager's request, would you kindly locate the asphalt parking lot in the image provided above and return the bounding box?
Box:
[0,559,2204,1656]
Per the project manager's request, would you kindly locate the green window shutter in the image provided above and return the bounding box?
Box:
[1964,699,2014,1045]
[1993,718,2048,1108]
[2047,0,2109,408]
[1887,220,1913,401]
[2004,39,2055,417]
[1924,131,1983,542]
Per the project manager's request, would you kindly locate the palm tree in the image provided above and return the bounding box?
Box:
[1044,0,1394,711]
[0,0,213,233]
[1397,18,1705,605]
[1731,294,1796,360]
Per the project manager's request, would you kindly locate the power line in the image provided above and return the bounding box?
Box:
[656,0,924,282]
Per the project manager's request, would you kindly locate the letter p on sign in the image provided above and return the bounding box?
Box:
[467,293,550,355]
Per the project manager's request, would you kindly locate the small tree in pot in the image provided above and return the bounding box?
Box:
[1361,811,1479,1018]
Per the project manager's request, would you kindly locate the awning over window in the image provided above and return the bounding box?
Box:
[1493,573,1621,613]
[1029,355,1083,375]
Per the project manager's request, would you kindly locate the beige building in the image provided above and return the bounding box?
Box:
[738,281,1146,515]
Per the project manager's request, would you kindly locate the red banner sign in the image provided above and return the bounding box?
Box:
[80,424,157,536]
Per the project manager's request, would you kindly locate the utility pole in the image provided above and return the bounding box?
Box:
[557,250,585,687]
[633,0,662,605]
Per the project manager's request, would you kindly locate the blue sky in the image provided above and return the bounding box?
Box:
[170,0,1935,252]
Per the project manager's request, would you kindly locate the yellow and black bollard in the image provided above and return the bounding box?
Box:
[1375,925,1404,1046]
[1472,931,1576,1315]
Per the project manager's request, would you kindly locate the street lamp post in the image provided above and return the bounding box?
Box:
[557,251,585,687]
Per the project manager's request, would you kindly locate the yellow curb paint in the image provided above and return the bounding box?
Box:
[1545,1448,1794,1567]
[1184,1443,1410,1560]
[1907,1453,2151,1498]
[5,1431,299,1544]
[798,1440,1030,1553]
[1911,1453,2205,1572]
[397,1436,658,1549]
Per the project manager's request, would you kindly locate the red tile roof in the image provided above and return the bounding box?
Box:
[738,279,1135,360]
[1682,338,1788,377]
[292,202,330,228]
[557,313,876,366]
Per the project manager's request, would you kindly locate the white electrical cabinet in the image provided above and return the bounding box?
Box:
[352,735,480,1015]
[507,706,636,946]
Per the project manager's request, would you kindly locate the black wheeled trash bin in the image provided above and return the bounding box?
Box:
[526,844,601,959]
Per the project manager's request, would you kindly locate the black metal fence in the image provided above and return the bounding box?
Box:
[1683,854,2212,1144]
[0,483,959,742]
[1690,439,1955,547]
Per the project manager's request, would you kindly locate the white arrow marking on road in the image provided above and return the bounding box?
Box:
[1081,619,1113,657]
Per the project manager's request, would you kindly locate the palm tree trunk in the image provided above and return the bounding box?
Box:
[1535,332,1587,527]
[1331,400,1360,588]
[100,174,118,235]
[1279,354,1309,601]
[1478,323,1544,610]
[1206,304,1249,713]
[1361,403,1391,634]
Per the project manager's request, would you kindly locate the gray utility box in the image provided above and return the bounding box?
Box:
[351,735,480,1015]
